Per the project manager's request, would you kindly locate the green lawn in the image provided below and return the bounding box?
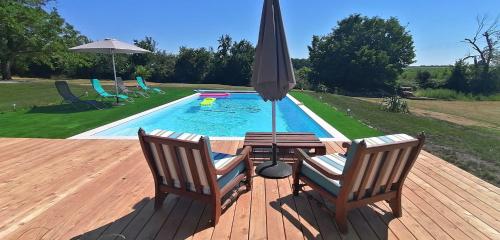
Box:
[298,91,500,186]
[0,81,195,138]
[290,91,382,139]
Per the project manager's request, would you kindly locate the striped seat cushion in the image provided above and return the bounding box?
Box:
[149,129,245,194]
[344,134,416,195]
[213,153,246,189]
[300,153,346,196]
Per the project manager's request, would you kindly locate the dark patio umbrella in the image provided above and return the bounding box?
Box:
[252,0,296,178]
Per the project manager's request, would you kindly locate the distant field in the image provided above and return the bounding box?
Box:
[397,65,452,88]
[310,92,500,186]
[357,97,500,129]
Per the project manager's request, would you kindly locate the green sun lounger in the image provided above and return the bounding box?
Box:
[91,79,132,103]
[136,76,165,94]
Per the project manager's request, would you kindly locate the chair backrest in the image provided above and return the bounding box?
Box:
[341,134,425,201]
[116,77,129,93]
[138,129,219,196]
[90,79,108,95]
[136,76,149,90]
[55,81,79,102]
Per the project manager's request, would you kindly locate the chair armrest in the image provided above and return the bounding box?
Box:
[215,146,252,176]
[294,148,344,180]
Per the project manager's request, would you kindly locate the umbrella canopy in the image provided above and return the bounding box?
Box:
[252,0,296,101]
[70,38,150,104]
[252,0,296,178]
[69,38,150,54]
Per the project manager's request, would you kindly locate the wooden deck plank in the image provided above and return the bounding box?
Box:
[303,187,343,240]
[249,169,267,240]
[173,201,206,240]
[412,163,500,229]
[420,151,500,195]
[417,154,500,207]
[293,188,323,239]
[402,186,470,240]
[405,178,492,240]
[275,177,304,240]
[264,178,286,240]
[1,145,147,239]
[155,198,194,240]
[0,141,134,229]
[210,199,237,240]
[229,187,252,240]
[191,205,215,240]
[0,138,499,240]
[408,172,500,237]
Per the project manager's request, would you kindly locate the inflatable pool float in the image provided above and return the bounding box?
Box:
[200,97,216,106]
[200,93,230,98]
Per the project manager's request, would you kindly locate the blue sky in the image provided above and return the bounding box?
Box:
[49,0,500,65]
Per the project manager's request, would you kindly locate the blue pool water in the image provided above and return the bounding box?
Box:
[94,93,333,138]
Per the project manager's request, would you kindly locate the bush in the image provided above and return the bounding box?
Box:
[446,60,469,92]
[415,88,500,101]
[416,70,432,88]
[380,96,409,113]
[295,67,312,90]
[133,65,152,80]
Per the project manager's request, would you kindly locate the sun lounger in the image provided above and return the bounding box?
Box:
[136,76,165,94]
[54,81,102,110]
[116,77,149,98]
[91,79,131,101]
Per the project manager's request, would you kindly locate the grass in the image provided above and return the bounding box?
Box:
[290,91,382,139]
[415,88,500,101]
[301,91,500,186]
[397,66,452,88]
[0,80,196,138]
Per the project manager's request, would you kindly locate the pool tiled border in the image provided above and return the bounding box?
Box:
[69,91,349,142]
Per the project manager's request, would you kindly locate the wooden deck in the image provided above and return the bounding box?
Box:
[0,138,498,240]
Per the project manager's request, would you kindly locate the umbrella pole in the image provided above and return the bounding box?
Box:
[111,52,119,104]
[272,100,277,165]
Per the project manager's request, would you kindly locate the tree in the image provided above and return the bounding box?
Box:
[0,1,66,79]
[174,47,212,83]
[291,58,310,70]
[446,60,469,92]
[295,67,312,90]
[416,70,432,88]
[149,50,177,82]
[463,16,499,94]
[308,14,415,92]
[205,35,255,86]
[132,36,157,66]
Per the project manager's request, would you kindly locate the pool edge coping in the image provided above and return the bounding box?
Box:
[69,91,349,142]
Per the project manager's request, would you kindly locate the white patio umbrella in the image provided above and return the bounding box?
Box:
[69,38,150,104]
[252,0,296,178]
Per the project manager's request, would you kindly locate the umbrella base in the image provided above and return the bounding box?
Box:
[112,102,126,106]
[255,161,292,179]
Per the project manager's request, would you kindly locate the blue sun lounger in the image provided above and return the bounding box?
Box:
[91,79,131,101]
[136,76,165,94]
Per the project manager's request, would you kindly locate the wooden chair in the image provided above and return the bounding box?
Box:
[293,133,425,233]
[138,129,253,225]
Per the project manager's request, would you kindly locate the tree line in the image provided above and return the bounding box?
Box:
[2,1,498,95]
[1,1,255,86]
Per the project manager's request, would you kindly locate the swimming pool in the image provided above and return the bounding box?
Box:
[71,92,347,141]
